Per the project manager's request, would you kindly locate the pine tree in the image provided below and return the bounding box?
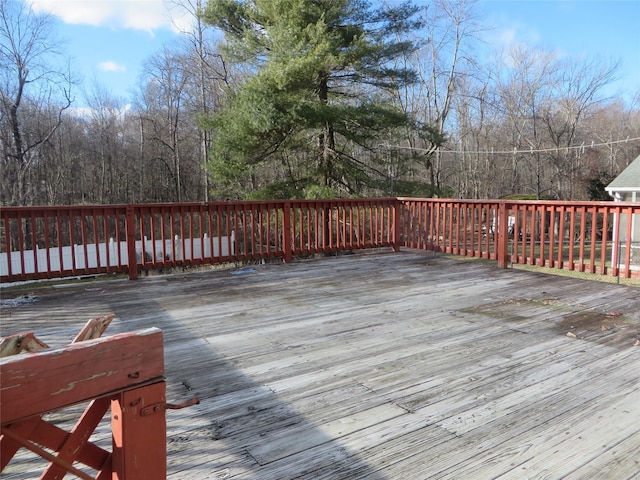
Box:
[201,0,422,198]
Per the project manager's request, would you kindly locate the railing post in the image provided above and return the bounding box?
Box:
[126,205,138,280]
[283,201,292,263]
[111,382,167,480]
[496,201,509,268]
[392,199,401,252]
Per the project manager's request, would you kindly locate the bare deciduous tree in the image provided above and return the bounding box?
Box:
[538,57,620,198]
[392,0,483,191]
[0,0,74,205]
[168,0,229,201]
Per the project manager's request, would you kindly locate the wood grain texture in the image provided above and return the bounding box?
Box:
[0,328,164,423]
[1,251,638,479]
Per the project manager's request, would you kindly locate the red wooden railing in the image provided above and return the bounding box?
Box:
[1,198,639,281]
[0,199,399,281]
[399,198,640,278]
[400,199,499,259]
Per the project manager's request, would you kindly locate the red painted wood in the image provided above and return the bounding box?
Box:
[0,328,164,424]
[623,205,634,278]
[125,205,138,280]
[589,208,598,273]
[0,416,40,469]
[600,207,609,275]
[111,382,167,480]
[2,199,639,282]
[27,418,111,471]
[283,203,292,263]
[40,397,111,480]
[0,426,96,480]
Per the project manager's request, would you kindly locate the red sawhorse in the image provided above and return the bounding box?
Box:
[0,316,186,479]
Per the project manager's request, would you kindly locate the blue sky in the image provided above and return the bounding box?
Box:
[28,0,640,107]
[479,0,640,102]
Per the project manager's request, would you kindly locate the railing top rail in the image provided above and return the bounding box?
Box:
[0,204,130,215]
[397,198,640,209]
[288,197,398,205]
[498,199,640,208]
[398,197,493,202]
[3,197,638,213]
[1,198,402,214]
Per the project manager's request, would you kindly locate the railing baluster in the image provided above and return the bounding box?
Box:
[1,199,638,282]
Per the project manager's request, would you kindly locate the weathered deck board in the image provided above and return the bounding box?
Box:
[1,251,639,479]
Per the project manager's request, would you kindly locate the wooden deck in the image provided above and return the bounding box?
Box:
[1,251,639,479]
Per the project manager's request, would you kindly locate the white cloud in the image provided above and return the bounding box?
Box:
[29,0,176,32]
[497,28,516,47]
[98,61,126,72]
[490,25,540,52]
[66,103,132,119]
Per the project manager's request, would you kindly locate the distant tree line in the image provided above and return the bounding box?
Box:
[1,0,639,206]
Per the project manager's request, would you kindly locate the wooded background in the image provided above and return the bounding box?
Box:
[2,0,639,207]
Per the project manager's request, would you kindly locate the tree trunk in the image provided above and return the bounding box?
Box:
[317,76,335,187]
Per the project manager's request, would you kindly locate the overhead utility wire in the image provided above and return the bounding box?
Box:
[380,137,640,155]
